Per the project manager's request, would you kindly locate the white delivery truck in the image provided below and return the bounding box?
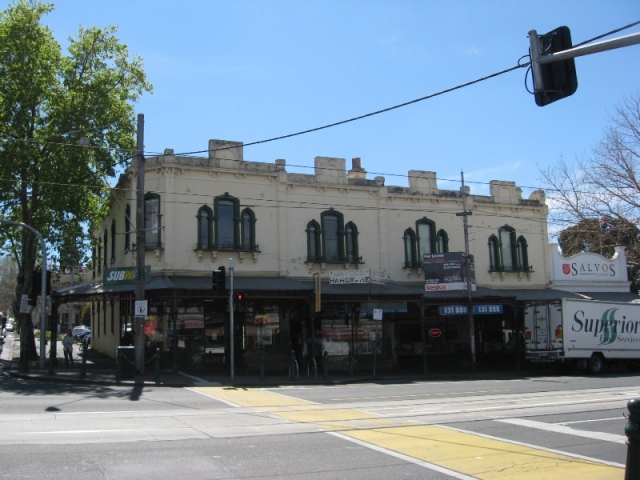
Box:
[524,298,640,373]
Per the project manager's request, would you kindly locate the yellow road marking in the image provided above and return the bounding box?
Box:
[344,425,622,480]
[195,387,624,479]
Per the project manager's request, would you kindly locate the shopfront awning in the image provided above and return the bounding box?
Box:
[52,274,314,303]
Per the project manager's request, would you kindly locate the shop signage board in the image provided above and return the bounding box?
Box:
[104,265,152,285]
[439,304,504,315]
[329,269,387,285]
[424,252,476,291]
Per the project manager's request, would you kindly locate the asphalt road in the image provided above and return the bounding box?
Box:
[0,369,636,479]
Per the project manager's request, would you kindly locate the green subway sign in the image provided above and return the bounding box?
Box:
[104,266,151,285]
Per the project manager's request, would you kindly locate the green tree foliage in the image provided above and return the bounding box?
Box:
[541,93,640,292]
[0,1,152,358]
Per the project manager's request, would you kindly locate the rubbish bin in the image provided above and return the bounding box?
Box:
[117,346,136,379]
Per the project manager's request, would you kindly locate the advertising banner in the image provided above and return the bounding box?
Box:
[424,252,475,291]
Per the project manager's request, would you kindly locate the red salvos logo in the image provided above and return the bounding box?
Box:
[562,263,571,275]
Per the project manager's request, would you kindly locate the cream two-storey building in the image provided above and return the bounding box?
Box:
[58,139,555,374]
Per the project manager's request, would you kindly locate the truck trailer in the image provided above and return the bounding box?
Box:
[524,297,640,373]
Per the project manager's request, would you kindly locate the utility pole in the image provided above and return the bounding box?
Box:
[456,171,476,371]
[135,113,145,374]
[229,258,234,380]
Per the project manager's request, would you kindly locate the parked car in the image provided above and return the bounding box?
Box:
[72,325,91,343]
[5,322,14,332]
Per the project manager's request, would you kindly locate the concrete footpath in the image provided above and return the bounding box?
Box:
[1,334,541,388]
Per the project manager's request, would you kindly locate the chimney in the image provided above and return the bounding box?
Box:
[348,157,366,180]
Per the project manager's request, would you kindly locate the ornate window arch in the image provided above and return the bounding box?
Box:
[110,219,116,263]
[306,220,321,262]
[403,228,418,268]
[124,204,131,252]
[144,193,162,249]
[241,208,256,250]
[197,205,213,249]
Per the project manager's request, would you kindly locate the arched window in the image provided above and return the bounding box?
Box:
[124,204,131,252]
[517,235,530,272]
[488,235,500,271]
[110,220,116,263]
[499,226,517,271]
[306,210,360,264]
[403,228,417,268]
[416,218,436,260]
[103,230,108,268]
[197,205,213,249]
[203,194,258,252]
[436,229,449,253]
[488,227,531,272]
[306,220,321,262]
[241,208,256,250]
[214,194,239,250]
[321,209,344,262]
[345,222,359,263]
[144,193,162,249]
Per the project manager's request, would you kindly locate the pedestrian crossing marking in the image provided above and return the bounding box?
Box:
[194,386,624,479]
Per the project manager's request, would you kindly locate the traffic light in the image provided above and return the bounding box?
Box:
[531,26,578,106]
[212,266,226,291]
[235,293,244,302]
[31,270,52,300]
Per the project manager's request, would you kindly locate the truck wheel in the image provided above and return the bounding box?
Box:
[587,354,604,374]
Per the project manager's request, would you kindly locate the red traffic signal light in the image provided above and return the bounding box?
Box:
[235,293,244,301]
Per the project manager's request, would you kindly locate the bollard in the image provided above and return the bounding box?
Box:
[259,349,265,380]
[322,350,328,380]
[154,348,160,385]
[626,398,640,480]
[115,349,122,384]
[348,352,354,376]
[79,342,87,379]
[289,350,298,381]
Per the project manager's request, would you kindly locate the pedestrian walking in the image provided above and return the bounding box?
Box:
[62,330,74,366]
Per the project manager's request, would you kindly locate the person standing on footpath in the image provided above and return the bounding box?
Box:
[62,330,75,366]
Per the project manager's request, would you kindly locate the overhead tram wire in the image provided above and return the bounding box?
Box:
[172,64,527,158]
[169,20,640,178]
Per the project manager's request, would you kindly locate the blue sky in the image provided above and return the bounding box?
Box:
[9,1,640,201]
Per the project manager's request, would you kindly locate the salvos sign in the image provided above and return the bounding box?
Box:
[549,243,630,292]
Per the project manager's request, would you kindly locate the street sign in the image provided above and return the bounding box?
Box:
[134,300,148,317]
[20,294,31,314]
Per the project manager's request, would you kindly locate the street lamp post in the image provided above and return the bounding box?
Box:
[0,219,47,369]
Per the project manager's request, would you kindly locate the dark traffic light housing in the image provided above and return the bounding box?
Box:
[532,26,578,106]
[212,266,226,291]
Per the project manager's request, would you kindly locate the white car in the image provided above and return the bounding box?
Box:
[72,325,91,343]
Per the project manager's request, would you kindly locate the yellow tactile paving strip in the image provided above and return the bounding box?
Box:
[195,386,623,480]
